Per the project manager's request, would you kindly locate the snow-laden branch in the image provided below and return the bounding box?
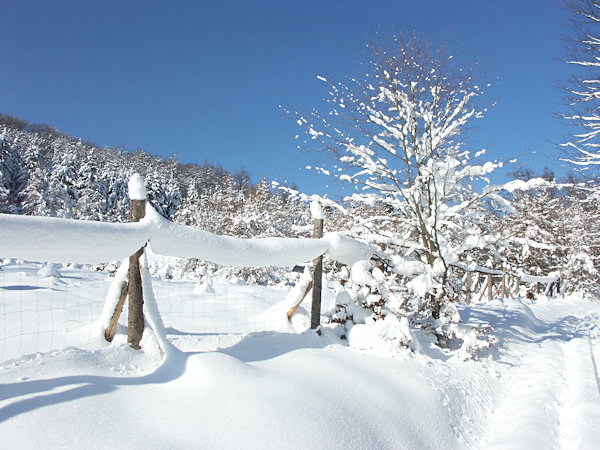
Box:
[482,177,570,198]
[563,2,600,168]
[560,142,600,165]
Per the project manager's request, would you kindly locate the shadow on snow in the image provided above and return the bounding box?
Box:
[0,329,334,422]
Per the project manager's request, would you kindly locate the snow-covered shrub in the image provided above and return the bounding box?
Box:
[326,260,404,327]
[348,315,413,357]
[323,256,495,360]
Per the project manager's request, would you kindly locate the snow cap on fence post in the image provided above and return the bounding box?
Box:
[128,173,147,200]
[310,196,324,220]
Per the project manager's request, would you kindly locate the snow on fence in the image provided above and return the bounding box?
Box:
[0,174,370,362]
[452,262,562,303]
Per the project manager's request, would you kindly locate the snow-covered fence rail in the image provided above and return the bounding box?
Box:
[0,174,371,360]
[452,263,561,302]
[519,273,562,297]
[0,205,367,270]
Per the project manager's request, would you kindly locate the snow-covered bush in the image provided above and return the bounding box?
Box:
[323,258,491,359]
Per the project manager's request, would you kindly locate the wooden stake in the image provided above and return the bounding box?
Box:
[311,218,324,329]
[476,277,486,303]
[487,274,493,302]
[127,199,146,349]
[287,281,313,321]
[104,280,129,342]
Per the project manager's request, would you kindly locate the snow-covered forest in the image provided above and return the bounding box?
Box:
[0,113,310,235]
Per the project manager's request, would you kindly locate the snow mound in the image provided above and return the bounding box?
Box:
[348,315,413,357]
[37,263,62,278]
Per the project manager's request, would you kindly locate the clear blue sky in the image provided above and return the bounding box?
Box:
[1,0,570,194]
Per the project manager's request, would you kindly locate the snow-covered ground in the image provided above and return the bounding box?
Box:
[1,261,600,449]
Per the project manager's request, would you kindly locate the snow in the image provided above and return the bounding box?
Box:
[127,172,147,200]
[324,232,372,266]
[485,177,552,194]
[348,315,413,357]
[2,262,600,448]
[0,202,370,267]
[407,272,435,297]
[0,213,150,264]
[310,197,324,220]
[519,271,561,284]
[145,204,370,267]
[1,261,600,448]
[144,204,329,267]
[37,263,62,278]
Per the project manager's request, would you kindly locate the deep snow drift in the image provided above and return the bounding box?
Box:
[1,261,599,449]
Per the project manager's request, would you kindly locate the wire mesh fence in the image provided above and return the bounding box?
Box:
[0,258,313,363]
[0,260,110,362]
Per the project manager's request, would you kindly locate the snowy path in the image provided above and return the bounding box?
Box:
[473,299,600,449]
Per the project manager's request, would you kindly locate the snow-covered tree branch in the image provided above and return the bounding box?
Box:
[296,33,503,305]
[562,0,600,169]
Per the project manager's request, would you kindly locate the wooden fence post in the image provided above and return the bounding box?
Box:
[465,271,472,305]
[512,275,520,298]
[311,216,324,329]
[487,274,493,302]
[127,175,147,349]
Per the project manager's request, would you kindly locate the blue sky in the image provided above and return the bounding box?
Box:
[1,0,570,194]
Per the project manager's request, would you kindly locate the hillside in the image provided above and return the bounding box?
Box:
[0,113,308,235]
